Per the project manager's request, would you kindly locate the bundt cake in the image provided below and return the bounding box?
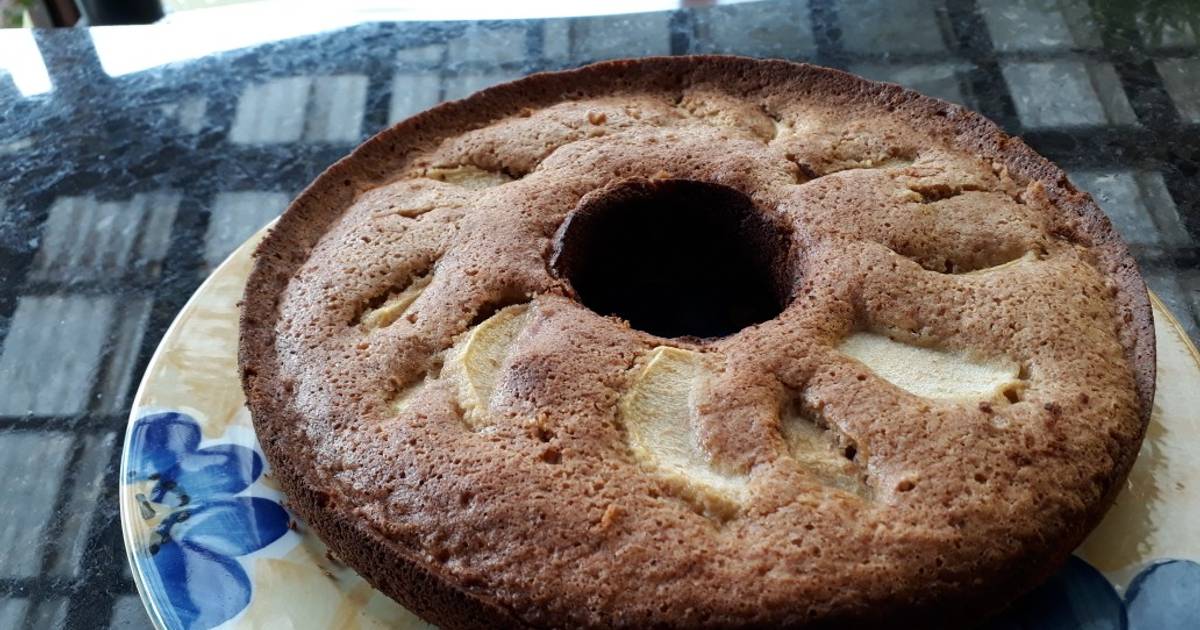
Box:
[239,56,1154,628]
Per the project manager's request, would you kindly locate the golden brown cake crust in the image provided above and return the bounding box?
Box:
[238,57,1154,628]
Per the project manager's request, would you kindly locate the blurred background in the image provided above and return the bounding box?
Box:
[4,0,758,27]
[0,0,1198,628]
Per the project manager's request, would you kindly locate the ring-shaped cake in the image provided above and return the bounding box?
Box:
[240,57,1154,628]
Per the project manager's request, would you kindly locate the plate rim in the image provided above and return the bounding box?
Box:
[119,222,275,630]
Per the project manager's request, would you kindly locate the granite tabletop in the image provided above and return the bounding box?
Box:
[0,0,1198,627]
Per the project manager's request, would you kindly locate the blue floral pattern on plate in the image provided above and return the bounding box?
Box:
[1124,560,1200,629]
[990,556,1200,629]
[126,411,290,630]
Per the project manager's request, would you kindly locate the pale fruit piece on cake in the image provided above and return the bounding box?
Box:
[839,332,1021,401]
[424,165,513,190]
[361,274,432,330]
[620,346,747,503]
[443,305,529,429]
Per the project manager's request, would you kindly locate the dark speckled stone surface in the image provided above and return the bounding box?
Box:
[0,1,1197,627]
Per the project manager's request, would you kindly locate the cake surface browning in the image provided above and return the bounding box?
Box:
[239,57,1154,628]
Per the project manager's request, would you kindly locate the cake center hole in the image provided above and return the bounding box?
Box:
[551,179,792,338]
